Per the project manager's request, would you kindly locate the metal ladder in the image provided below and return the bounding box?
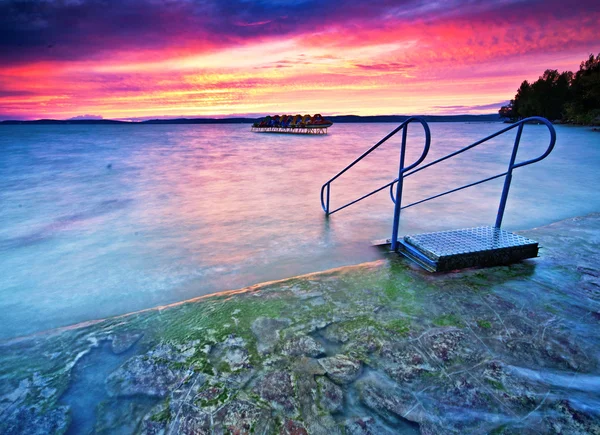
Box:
[320,116,557,271]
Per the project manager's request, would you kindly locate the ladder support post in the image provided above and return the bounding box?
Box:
[496,123,524,228]
[391,126,408,251]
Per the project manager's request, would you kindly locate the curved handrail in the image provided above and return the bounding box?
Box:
[320,117,431,215]
[389,116,556,204]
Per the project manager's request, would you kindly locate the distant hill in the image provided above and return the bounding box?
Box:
[1,114,501,125]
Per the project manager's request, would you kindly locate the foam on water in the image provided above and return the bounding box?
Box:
[0,123,599,339]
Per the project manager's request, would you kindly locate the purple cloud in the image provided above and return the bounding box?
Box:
[1,0,597,68]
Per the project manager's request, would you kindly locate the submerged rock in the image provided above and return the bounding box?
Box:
[358,378,424,424]
[282,334,325,358]
[213,399,274,433]
[172,403,211,434]
[253,370,297,415]
[106,355,186,398]
[251,317,291,355]
[378,341,436,383]
[109,332,142,354]
[280,419,309,435]
[0,405,69,435]
[318,354,362,384]
[343,416,398,435]
[316,376,343,413]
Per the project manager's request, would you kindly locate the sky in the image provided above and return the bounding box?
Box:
[0,0,598,120]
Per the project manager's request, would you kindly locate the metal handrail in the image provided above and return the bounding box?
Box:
[320,117,431,215]
[319,116,556,252]
[388,116,556,230]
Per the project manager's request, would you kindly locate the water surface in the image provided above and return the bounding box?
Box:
[0,122,598,339]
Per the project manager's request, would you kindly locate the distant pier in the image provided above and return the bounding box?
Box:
[251,126,329,134]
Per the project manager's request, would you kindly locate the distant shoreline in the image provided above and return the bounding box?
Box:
[0,114,501,125]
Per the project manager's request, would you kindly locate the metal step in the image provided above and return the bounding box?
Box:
[393,226,538,272]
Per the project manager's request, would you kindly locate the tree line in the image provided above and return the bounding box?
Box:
[499,53,600,125]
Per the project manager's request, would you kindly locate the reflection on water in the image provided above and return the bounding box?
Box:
[0,123,598,339]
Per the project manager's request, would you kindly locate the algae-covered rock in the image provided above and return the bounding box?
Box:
[280,419,309,435]
[253,370,297,415]
[213,399,273,433]
[282,334,325,358]
[343,416,398,435]
[109,332,142,354]
[316,376,343,413]
[358,378,425,424]
[420,327,468,363]
[106,355,186,398]
[378,341,436,383]
[251,317,291,355]
[94,400,152,434]
[318,354,362,384]
[172,403,211,434]
[0,405,69,435]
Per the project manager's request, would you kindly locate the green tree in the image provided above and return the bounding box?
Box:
[565,53,600,124]
[502,53,600,124]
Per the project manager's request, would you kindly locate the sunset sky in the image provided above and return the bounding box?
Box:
[1,0,598,120]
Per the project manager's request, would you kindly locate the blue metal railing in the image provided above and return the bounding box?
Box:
[320,116,556,251]
[320,117,431,250]
[389,116,556,231]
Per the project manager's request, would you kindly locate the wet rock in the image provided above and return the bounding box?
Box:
[344,328,383,355]
[419,420,460,435]
[318,354,362,384]
[420,328,468,363]
[109,332,142,354]
[213,399,273,434]
[434,374,491,409]
[251,317,291,355]
[344,416,397,435]
[378,342,436,383]
[173,403,211,434]
[253,370,297,415]
[504,331,594,372]
[292,367,341,434]
[542,399,600,434]
[139,418,166,435]
[479,361,539,413]
[95,400,151,434]
[316,376,343,413]
[280,419,308,435]
[147,343,193,363]
[282,335,325,357]
[358,378,424,424]
[0,405,69,435]
[194,383,230,408]
[322,322,353,344]
[106,355,186,398]
[292,357,326,376]
[210,334,251,372]
[139,401,172,435]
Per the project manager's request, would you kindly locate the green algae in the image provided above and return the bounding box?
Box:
[477,320,492,329]
[150,398,171,424]
[385,318,410,336]
[433,313,464,327]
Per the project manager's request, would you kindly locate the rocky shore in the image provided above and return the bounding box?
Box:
[1,214,599,434]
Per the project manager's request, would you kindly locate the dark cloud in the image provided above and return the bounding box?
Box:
[68,114,103,120]
[0,90,36,97]
[0,0,598,67]
[433,101,511,112]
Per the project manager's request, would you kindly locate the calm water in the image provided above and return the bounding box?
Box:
[0,123,598,339]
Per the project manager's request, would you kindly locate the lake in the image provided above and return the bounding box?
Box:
[1,122,598,339]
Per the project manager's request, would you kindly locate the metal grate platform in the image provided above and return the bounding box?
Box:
[396,226,538,272]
